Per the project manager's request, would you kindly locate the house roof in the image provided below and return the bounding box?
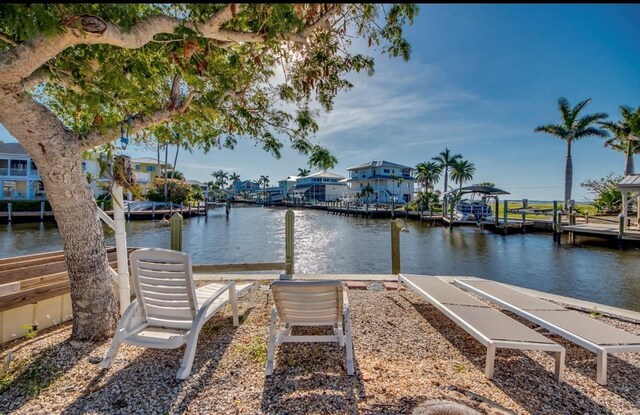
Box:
[346,160,413,171]
[131,157,170,165]
[186,179,205,186]
[303,170,346,179]
[0,142,28,155]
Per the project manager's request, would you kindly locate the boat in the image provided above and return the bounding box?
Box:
[444,185,510,224]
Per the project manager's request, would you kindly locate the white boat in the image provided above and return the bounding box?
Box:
[445,185,510,223]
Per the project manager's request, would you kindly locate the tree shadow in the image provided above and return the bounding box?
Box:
[406,296,618,415]
[0,326,97,414]
[260,327,365,414]
[56,306,253,414]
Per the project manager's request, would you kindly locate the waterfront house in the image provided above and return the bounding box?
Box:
[287,170,347,203]
[131,157,173,192]
[0,143,43,200]
[346,160,415,204]
[231,180,262,197]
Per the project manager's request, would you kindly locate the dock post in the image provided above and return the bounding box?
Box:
[449,197,454,229]
[7,202,11,223]
[101,201,104,211]
[429,204,434,226]
[188,204,192,217]
[552,201,558,242]
[503,200,508,235]
[170,212,183,251]
[285,209,295,275]
[584,212,589,224]
[494,197,499,226]
[226,199,231,218]
[40,201,45,221]
[152,202,156,219]
[618,213,626,249]
[127,201,131,221]
[391,219,406,275]
[205,201,208,222]
[556,211,563,245]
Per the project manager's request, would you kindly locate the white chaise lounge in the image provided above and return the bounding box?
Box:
[266,280,354,376]
[454,278,640,385]
[399,274,565,382]
[100,248,256,379]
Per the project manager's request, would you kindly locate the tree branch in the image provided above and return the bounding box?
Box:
[79,77,200,151]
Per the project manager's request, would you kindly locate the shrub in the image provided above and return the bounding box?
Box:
[146,178,190,204]
[581,173,623,214]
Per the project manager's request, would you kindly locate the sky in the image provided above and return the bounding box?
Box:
[2,4,639,201]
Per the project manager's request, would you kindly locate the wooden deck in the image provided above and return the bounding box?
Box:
[561,223,640,241]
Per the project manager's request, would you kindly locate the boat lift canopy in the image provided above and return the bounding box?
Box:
[444,185,510,197]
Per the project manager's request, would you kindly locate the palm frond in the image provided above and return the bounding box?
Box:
[571,98,593,122]
[558,97,571,125]
[574,126,609,140]
[575,112,608,131]
[534,123,568,139]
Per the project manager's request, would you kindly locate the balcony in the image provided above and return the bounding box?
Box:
[134,172,151,182]
[0,168,7,176]
[10,169,27,177]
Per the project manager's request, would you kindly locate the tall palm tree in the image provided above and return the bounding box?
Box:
[535,97,608,206]
[297,168,310,177]
[258,175,270,202]
[212,169,229,189]
[229,172,241,186]
[449,159,476,193]
[599,105,640,176]
[361,183,375,209]
[432,148,462,213]
[414,161,443,191]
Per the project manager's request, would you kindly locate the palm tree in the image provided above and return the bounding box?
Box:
[258,175,270,203]
[297,168,310,177]
[414,161,443,191]
[477,182,495,188]
[599,105,640,175]
[212,169,229,189]
[535,97,608,206]
[229,172,241,186]
[361,183,375,210]
[449,159,476,193]
[432,148,462,212]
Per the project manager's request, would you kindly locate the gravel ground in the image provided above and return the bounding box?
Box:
[1,281,639,415]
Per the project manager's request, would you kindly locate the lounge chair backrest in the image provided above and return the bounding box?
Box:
[129,248,198,330]
[271,280,343,326]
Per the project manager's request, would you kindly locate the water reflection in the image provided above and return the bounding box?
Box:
[1,207,639,311]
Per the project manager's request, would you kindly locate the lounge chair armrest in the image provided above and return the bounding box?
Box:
[117,299,141,333]
[193,281,236,328]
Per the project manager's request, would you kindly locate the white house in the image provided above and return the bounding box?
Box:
[0,143,43,200]
[346,160,415,204]
[287,170,347,203]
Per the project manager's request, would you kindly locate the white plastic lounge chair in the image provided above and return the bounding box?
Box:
[266,280,354,376]
[100,248,256,379]
[454,278,640,385]
[399,274,565,382]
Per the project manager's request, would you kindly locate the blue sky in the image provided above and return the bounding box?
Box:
[2,4,639,200]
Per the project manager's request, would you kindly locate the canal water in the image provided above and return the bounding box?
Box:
[1,206,639,311]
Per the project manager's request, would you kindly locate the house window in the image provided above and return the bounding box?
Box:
[135,164,141,171]
[81,161,87,171]
[146,165,156,172]
[384,169,390,173]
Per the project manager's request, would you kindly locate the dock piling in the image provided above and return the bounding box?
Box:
[170,213,183,251]
[391,219,406,275]
[503,200,508,235]
[285,209,295,275]
[7,203,11,223]
[40,202,45,221]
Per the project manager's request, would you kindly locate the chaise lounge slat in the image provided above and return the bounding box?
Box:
[454,278,640,385]
[399,274,565,382]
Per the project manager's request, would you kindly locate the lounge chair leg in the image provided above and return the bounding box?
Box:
[554,349,565,383]
[100,336,122,369]
[596,349,608,385]
[230,284,239,327]
[344,311,354,375]
[266,308,277,376]
[177,335,200,380]
[485,344,496,379]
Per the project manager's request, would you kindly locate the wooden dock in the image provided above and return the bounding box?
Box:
[561,223,640,243]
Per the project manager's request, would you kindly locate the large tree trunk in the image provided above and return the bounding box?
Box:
[0,92,117,341]
[564,140,573,208]
[172,144,179,179]
[625,143,634,176]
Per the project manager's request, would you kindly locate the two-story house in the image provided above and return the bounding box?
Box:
[287,170,347,203]
[0,143,44,200]
[346,160,415,204]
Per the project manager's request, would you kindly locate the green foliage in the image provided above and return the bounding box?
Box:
[449,159,476,189]
[2,4,417,168]
[171,170,185,180]
[581,173,623,214]
[22,324,38,340]
[590,306,603,319]
[146,177,191,204]
[234,336,268,364]
[414,190,440,211]
[188,184,204,203]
